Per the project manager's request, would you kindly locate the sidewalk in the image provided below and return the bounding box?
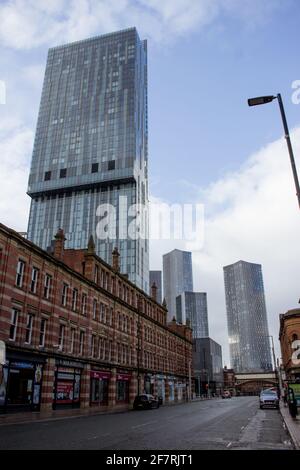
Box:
[279,401,300,450]
[0,396,218,427]
[0,406,127,427]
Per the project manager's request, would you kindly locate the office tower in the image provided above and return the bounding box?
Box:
[223,260,273,373]
[176,292,209,339]
[193,338,223,396]
[149,270,162,304]
[163,249,193,322]
[26,28,149,292]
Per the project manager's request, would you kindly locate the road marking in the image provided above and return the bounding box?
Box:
[227,442,232,448]
[240,426,244,430]
[131,420,157,429]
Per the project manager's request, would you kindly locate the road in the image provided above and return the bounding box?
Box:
[0,397,294,450]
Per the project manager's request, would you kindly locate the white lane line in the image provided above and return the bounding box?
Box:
[241,426,245,430]
[227,442,232,448]
[131,420,157,429]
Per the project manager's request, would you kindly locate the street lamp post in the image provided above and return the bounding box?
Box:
[266,334,280,397]
[248,93,300,210]
[137,297,142,396]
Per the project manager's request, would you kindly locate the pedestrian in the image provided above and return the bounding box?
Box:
[283,388,288,407]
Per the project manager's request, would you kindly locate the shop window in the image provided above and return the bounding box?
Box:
[25,314,34,344]
[9,308,19,341]
[15,259,25,288]
[39,318,47,347]
[30,267,39,293]
[90,374,109,405]
[117,380,129,402]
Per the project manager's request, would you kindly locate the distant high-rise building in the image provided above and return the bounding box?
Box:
[176,292,209,339]
[193,337,223,396]
[149,270,162,304]
[163,249,193,321]
[223,260,273,373]
[26,27,149,292]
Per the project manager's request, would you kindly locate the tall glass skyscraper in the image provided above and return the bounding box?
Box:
[176,292,209,339]
[163,249,193,322]
[27,28,149,292]
[223,260,273,373]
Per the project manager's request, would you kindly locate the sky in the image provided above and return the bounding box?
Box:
[1,0,300,365]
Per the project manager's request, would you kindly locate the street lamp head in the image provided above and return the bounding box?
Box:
[248,95,276,106]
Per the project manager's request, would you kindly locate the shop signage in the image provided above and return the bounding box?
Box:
[117,373,131,381]
[91,371,111,380]
[11,362,34,369]
[56,359,84,369]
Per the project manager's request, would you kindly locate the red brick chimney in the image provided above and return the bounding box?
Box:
[151,282,157,302]
[112,247,120,272]
[53,228,66,260]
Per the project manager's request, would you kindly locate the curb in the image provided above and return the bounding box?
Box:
[279,405,300,450]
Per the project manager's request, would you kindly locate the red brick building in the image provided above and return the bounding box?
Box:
[279,308,300,382]
[0,223,193,413]
[223,367,236,396]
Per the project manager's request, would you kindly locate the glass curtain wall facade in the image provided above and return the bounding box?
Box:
[176,292,209,339]
[27,28,149,292]
[223,260,272,373]
[163,249,193,322]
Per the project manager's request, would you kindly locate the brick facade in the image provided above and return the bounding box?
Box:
[0,223,193,413]
[279,308,300,381]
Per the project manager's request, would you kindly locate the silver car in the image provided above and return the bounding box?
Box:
[259,389,279,409]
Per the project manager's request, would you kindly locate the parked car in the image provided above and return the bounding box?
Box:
[222,390,231,399]
[133,394,160,410]
[259,389,279,409]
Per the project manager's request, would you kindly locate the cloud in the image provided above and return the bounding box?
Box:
[150,127,300,364]
[0,119,33,230]
[0,0,285,50]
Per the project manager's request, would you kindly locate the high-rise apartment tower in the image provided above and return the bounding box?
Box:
[27,28,149,292]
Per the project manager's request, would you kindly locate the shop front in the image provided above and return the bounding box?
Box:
[53,359,83,409]
[167,376,175,402]
[90,370,110,406]
[0,350,44,413]
[176,382,186,402]
[144,373,155,395]
[156,374,166,404]
[116,372,131,404]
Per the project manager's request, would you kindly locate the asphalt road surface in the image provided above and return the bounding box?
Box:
[0,397,294,450]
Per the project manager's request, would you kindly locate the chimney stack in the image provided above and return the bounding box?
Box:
[53,228,66,260]
[112,247,120,272]
[151,282,157,302]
